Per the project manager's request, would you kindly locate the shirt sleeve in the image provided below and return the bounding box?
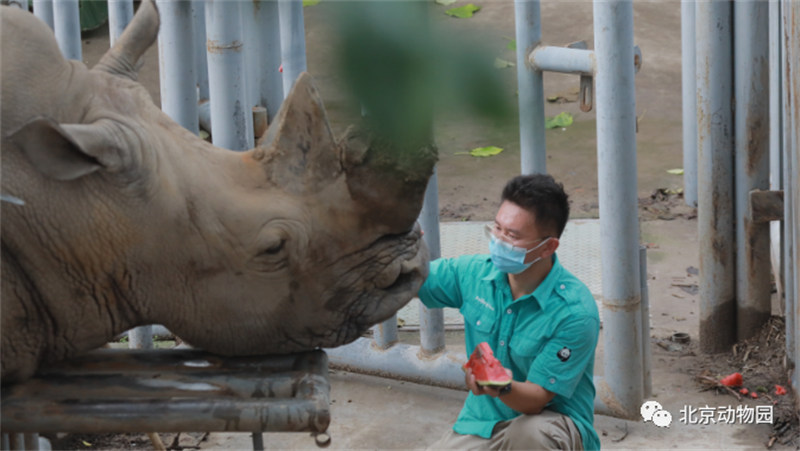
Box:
[526,315,600,398]
[417,257,465,309]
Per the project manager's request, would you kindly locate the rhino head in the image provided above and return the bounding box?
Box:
[0,1,435,383]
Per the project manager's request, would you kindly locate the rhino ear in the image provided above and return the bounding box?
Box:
[258,72,341,192]
[9,117,122,181]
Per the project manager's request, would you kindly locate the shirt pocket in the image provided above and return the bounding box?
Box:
[461,302,497,339]
[509,335,546,372]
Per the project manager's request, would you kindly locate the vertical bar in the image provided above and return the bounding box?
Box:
[372,315,398,350]
[514,0,546,175]
[278,0,307,96]
[769,0,784,312]
[157,0,199,134]
[252,433,264,451]
[193,0,209,101]
[418,168,445,356]
[639,246,652,398]
[108,0,134,47]
[128,326,153,349]
[53,0,82,61]
[23,433,39,451]
[256,0,284,121]
[242,2,261,110]
[681,1,698,207]
[33,0,55,30]
[734,0,771,341]
[8,433,24,451]
[1,433,9,451]
[696,0,736,353]
[594,0,642,419]
[206,0,254,151]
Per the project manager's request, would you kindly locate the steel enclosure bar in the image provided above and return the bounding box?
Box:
[681,1,698,208]
[593,0,642,419]
[514,0,546,175]
[53,0,81,61]
[108,0,134,47]
[278,0,307,96]
[193,1,208,101]
[529,46,594,75]
[128,326,153,350]
[734,0,771,341]
[769,0,784,314]
[255,0,284,121]
[33,0,54,30]
[242,3,261,111]
[639,246,651,398]
[326,339,466,390]
[158,0,198,135]
[696,0,736,353]
[205,0,254,151]
[418,168,445,355]
[371,314,398,350]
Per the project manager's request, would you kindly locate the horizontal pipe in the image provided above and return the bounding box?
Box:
[530,46,595,74]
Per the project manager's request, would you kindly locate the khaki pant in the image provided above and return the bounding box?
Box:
[427,409,584,450]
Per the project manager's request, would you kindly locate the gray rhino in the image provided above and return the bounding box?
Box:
[1,1,435,383]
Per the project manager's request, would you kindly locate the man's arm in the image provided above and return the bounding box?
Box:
[465,368,556,415]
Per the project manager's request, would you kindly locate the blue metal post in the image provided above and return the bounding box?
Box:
[734,0,771,340]
[639,246,652,398]
[242,3,261,111]
[681,1,698,208]
[769,0,784,317]
[205,0,254,151]
[278,0,307,96]
[33,0,54,30]
[696,0,736,353]
[256,0,284,122]
[193,0,209,101]
[372,316,398,350]
[53,0,81,61]
[593,0,642,420]
[418,168,445,356]
[157,0,198,135]
[108,0,134,47]
[514,0,546,174]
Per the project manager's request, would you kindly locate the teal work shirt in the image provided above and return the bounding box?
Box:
[418,254,601,451]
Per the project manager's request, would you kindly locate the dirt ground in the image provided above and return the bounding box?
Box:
[41,0,798,449]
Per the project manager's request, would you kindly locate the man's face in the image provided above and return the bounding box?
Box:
[491,200,552,265]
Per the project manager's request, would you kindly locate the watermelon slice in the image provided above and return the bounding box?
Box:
[463,342,511,387]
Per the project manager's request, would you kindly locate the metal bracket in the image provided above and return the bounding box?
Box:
[749,189,784,222]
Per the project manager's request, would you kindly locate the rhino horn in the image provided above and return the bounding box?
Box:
[95,0,160,80]
[257,73,342,194]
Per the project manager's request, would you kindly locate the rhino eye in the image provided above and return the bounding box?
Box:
[262,239,285,255]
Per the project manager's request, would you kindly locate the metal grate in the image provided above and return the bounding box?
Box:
[398,219,603,326]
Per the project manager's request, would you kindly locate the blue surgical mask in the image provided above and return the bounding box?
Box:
[489,235,550,274]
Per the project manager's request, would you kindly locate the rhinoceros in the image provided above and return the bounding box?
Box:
[0,1,435,383]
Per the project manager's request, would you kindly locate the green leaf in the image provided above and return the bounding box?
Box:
[469,146,504,157]
[506,39,516,51]
[545,112,573,129]
[493,58,515,69]
[435,0,458,5]
[303,0,320,6]
[666,168,684,175]
[445,3,481,18]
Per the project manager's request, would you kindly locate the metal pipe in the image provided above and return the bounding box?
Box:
[593,0,642,420]
[24,433,40,451]
[418,168,445,356]
[530,46,594,75]
[53,0,82,61]
[696,0,736,353]
[278,0,307,96]
[8,433,24,451]
[326,338,466,390]
[256,0,284,122]
[734,0,771,341]
[242,2,261,111]
[193,0,209,101]
[681,1,698,208]
[371,315,398,350]
[128,326,153,349]
[33,0,54,30]
[157,0,199,134]
[514,0,546,174]
[769,0,784,315]
[205,0,254,151]
[640,246,652,398]
[108,0,134,47]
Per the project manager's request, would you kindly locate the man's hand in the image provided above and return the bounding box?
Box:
[465,367,512,398]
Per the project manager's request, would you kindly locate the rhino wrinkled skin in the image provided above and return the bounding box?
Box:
[0,1,435,383]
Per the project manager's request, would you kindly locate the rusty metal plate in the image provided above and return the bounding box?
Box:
[1,349,330,434]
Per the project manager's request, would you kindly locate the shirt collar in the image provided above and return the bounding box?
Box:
[481,254,564,309]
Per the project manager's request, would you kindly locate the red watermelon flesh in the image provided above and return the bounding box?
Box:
[463,342,512,387]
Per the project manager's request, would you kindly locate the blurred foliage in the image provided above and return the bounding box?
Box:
[334,1,512,154]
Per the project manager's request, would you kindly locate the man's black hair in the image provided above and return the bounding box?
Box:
[501,173,570,238]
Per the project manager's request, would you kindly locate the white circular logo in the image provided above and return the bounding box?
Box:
[652,409,673,428]
[640,400,662,422]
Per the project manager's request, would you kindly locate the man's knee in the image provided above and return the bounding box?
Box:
[501,410,582,450]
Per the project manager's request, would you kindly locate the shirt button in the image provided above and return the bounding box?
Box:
[476,320,481,326]
[506,308,513,314]
[560,284,566,290]
[499,340,505,347]
[549,378,556,384]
